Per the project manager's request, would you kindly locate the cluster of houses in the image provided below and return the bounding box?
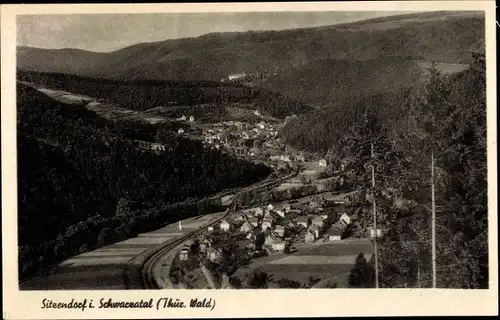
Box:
[199,120,284,160]
[199,197,361,257]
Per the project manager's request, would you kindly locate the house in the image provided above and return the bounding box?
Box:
[257,122,265,130]
[239,221,253,233]
[177,128,184,134]
[305,230,316,243]
[271,240,286,252]
[281,203,291,212]
[274,225,285,237]
[339,213,351,226]
[296,216,309,228]
[207,226,214,232]
[275,209,285,218]
[200,238,211,253]
[253,207,264,217]
[326,225,343,241]
[267,204,274,211]
[189,116,195,123]
[311,216,324,228]
[253,110,261,116]
[206,248,222,263]
[179,248,189,261]
[248,216,259,227]
[220,220,231,231]
[319,159,328,167]
[228,72,247,81]
[261,217,273,231]
[180,115,187,121]
[308,224,320,239]
[366,227,383,239]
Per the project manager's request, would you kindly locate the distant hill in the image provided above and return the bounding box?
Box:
[259,57,426,106]
[17,11,484,82]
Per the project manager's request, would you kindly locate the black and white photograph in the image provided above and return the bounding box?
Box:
[2,1,497,318]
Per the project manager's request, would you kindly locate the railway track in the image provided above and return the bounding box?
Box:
[137,169,298,289]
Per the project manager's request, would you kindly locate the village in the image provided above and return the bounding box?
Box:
[170,161,382,288]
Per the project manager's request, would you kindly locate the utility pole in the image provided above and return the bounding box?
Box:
[431,151,436,288]
[371,142,379,288]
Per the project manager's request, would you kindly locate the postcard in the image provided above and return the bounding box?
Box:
[1,1,498,318]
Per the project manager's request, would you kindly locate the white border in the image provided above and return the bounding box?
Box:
[1,2,498,319]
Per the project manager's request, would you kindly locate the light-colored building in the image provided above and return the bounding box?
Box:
[366,227,383,239]
[253,110,261,116]
[339,213,351,226]
[274,225,285,237]
[179,248,189,261]
[275,209,285,218]
[207,226,214,232]
[262,220,273,231]
[271,240,286,252]
[177,128,184,134]
[319,159,328,167]
[239,221,253,233]
[327,224,343,241]
[248,216,259,227]
[228,72,247,81]
[220,220,231,231]
[206,248,222,263]
[180,115,187,121]
[311,216,324,228]
[308,224,320,239]
[267,204,274,211]
[305,230,316,243]
[296,217,309,228]
[189,116,195,123]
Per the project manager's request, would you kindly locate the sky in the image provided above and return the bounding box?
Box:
[17,11,409,52]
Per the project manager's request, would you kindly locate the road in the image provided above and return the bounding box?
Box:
[135,169,299,289]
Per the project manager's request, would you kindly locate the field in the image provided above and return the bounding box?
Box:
[19,212,223,290]
[233,240,373,287]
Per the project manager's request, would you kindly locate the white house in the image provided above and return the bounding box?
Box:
[177,128,184,134]
[366,227,383,239]
[180,115,187,121]
[311,216,324,228]
[275,209,285,218]
[296,216,309,228]
[319,159,328,167]
[206,248,222,263]
[189,116,195,123]
[271,240,286,252]
[179,248,189,261]
[274,225,285,237]
[308,224,320,239]
[305,230,316,243]
[220,220,231,231]
[267,204,274,211]
[327,225,343,241]
[253,110,261,116]
[257,122,265,129]
[228,72,247,81]
[253,207,264,217]
[239,221,253,233]
[248,216,259,227]
[261,219,273,231]
[207,226,214,232]
[339,213,351,226]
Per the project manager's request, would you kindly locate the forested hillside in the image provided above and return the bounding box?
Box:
[313,53,487,288]
[17,83,272,279]
[17,12,483,81]
[260,57,425,106]
[17,70,313,118]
